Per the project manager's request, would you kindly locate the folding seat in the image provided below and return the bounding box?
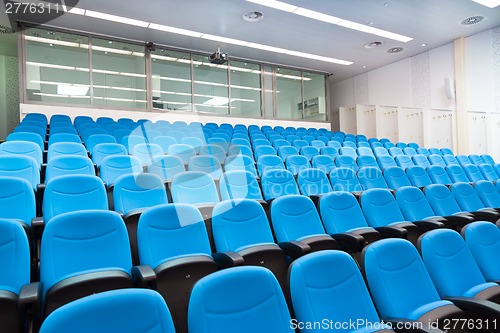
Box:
[443,154,459,166]
[170,171,219,206]
[188,266,292,333]
[428,154,446,167]
[85,134,116,155]
[356,141,370,148]
[439,147,452,156]
[285,135,299,144]
[317,136,330,145]
[405,165,432,188]
[343,140,356,149]
[451,182,500,221]
[299,146,319,161]
[272,139,290,151]
[227,145,254,160]
[26,112,48,124]
[219,170,263,201]
[394,154,414,170]
[462,164,485,182]
[311,155,335,174]
[0,155,40,190]
[474,180,500,210]
[329,167,362,192]
[427,165,452,185]
[289,250,396,333]
[395,142,406,149]
[481,154,495,165]
[268,134,282,143]
[45,156,95,182]
[285,155,310,176]
[0,141,42,168]
[47,142,87,162]
[427,148,442,156]
[7,132,45,153]
[131,143,164,166]
[167,144,196,165]
[100,155,143,188]
[253,145,276,161]
[376,155,397,171]
[270,195,338,252]
[319,146,338,159]
[147,155,185,182]
[331,136,343,144]
[277,145,298,161]
[339,146,357,159]
[39,210,136,317]
[121,135,147,153]
[261,169,299,201]
[383,142,395,149]
[230,138,250,147]
[257,155,285,177]
[446,164,469,183]
[166,130,186,143]
[152,136,177,153]
[419,229,500,307]
[477,164,498,182]
[373,146,389,158]
[403,147,417,157]
[14,124,46,140]
[335,155,358,172]
[188,155,222,179]
[357,155,379,170]
[469,154,483,166]
[389,147,403,157]
[326,140,341,149]
[296,168,332,197]
[463,222,500,283]
[111,128,131,143]
[416,147,430,157]
[252,138,272,148]
[136,204,216,333]
[383,166,411,190]
[181,137,204,153]
[363,239,467,331]
[358,167,389,190]
[456,154,472,167]
[310,140,325,149]
[412,154,430,168]
[357,146,374,157]
[370,141,383,149]
[91,143,127,167]
[302,135,314,144]
[0,177,36,229]
[47,133,81,147]
[224,154,257,177]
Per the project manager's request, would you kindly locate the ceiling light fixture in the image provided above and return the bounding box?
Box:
[471,0,500,8]
[85,10,149,28]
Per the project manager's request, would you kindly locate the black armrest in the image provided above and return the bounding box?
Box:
[375,226,408,239]
[213,251,245,269]
[412,219,445,231]
[300,235,338,252]
[384,318,446,333]
[19,282,41,329]
[445,296,500,319]
[278,241,311,260]
[472,209,500,222]
[443,214,474,228]
[131,265,157,289]
[330,232,365,253]
[123,209,145,221]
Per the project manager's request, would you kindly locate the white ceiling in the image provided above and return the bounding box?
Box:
[2,0,500,82]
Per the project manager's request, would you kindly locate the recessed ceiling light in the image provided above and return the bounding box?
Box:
[421,43,428,47]
[387,47,404,53]
[364,41,383,49]
[242,11,264,22]
[471,0,500,8]
[363,65,367,68]
[461,15,485,25]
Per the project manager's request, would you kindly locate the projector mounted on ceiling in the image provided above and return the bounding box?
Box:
[209,46,227,64]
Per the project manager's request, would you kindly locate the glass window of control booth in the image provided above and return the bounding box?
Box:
[151,49,192,111]
[92,38,147,109]
[192,54,229,115]
[276,68,303,120]
[303,72,327,121]
[25,28,90,105]
[229,61,262,117]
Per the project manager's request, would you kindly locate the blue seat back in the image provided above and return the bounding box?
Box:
[396,186,438,221]
[261,169,299,201]
[0,177,36,226]
[43,175,108,222]
[474,180,500,208]
[376,155,397,170]
[40,210,131,295]
[47,142,87,161]
[153,136,177,153]
[219,171,263,200]
[428,154,446,168]
[363,239,447,320]
[403,147,417,157]
[443,155,459,166]
[199,144,226,164]
[311,155,335,174]
[0,219,30,294]
[48,133,81,146]
[441,148,453,155]
[357,155,379,170]
[46,156,96,182]
[285,155,310,176]
[417,147,430,157]
[339,147,357,159]
[0,155,40,189]
[147,155,185,181]
[428,148,442,156]
[171,171,220,204]
[456,154,472,168]
[188,266,293,333]
[395,155,414,170]
[361,188,406,227]
[86,134,116,154]
[450,182,486,212]
[424,184,462,216]
[319,146,338,159]
[300,146,319,161]
[273,139,290,150]
[297,168,332,196]
[358,167,388,190]
[335,155,358,172]
[469,154,483,166]
[131,143,164,165]
[373,147,389,158]
[91,143,128,167]
[188,155,222,179]
[212,199,274,252]
[254,146,276,161]
[383,166,411,190]
[7,132,44,152]
[292,140,309,150]
[478,164,498,182]
[257,155,285,177]
[357,146,374,157]
[327,140,341,149]
[0,141,43,167]
[389,147,403,157]
[168,144,196,164]
[406,165,432,187]
[463,222,500,282]
[224,154,257,177]
[462,164,485,182]
[420,229,496,298]
[412,154,430,168]
[446,165,469,183]
[270,195,325,243]
[137,204,211,268]
[277,146,298,161]
[481,154,495,165]
[319,192,369,233]
[182,137,204,153]
[99,155,143,185]
[329,167,362,192]
[426,165,452,185]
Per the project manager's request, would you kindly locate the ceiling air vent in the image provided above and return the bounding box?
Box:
[461,15,485,25]
[364,41,383,49]
[242,11,264,23]
[387,47,404,54]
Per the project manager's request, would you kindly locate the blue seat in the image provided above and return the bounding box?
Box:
[373,147,389,158]
[358,167,388,190]
[230,138,250,147]
[311,155,335,174]
[441,147,453,156]
[7,132,45,153]
[292,139,309,150]
[188,266,293,333]
[327,140,341,149]
[310,140,325,149]
[219,170,263,200]
[224,154,257,177]
[474,180,500,209]
[463,222,500,283]
[86,134,116,155]
[370,141,383,149]
[0,177,36,227]
[319,146,338,159]
[342,141,356,149]
[147,155,185,182]
[376,155,397,170]
[285,155,310,176]
[339,147,357,159]
[40,210,134,316]
[228,144,254,160]
[39,289,175,333]
[463,164,485,182]
[363,239,464,328]
[396,186,445,223]
[46,156,96,182]
[428,154,446,167]
[270,195,337,252]
[395,155,414,170]
[357,146,374,157]
[427,165,452,185]
[335,155,358,172]
[389,147,404,157]
[300,146,319,161]
[297,168,332,196]
[137,204,216,332]
[428,148,442,156]
[329,167,362,192]
[396,142,407,149]
[456,154,472,168]
[47,142,88,161]
[252,138,272,148]
[131,143,164,165]
[478,163,499,182]
[481,154,495,166]
[277,146,298,161]
[188,155,222,179]
[383,142,395,149]
[383,166,411,190]
[48,133,82,146]
[289,250,394,333]
[207,139,229,153]
[403,147,417,157]
[272,139,290,150]
[0,155,40,189]
[412,154,430,168]
[469,154,484,166]
[91,143,128,166]
[181,136,204,153]
[168,144,196,164]
[99,155,143,185]
[166,131,185,143]
[0,141,43,168]
[446,164,469,183]
[419,229,500,303]
[14,124,46,139]
[261,169,299,201]
[199,144,226,164]
[424,184,478,226]
[443,155,459,166]
[302,135,314,144]
[285,135,299,143]
[171,171,220,205]
[253,145,276,161]
[450,182,499,221]
[153,136,177,153]
[357,155,379,170]
[406,165,432,187]
[257,155,285,177]
[417,147,430,157]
